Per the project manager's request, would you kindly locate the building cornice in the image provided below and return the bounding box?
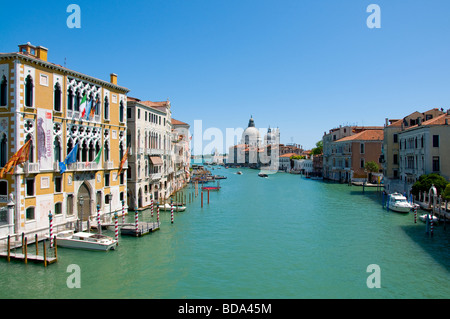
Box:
[0,53,130,93]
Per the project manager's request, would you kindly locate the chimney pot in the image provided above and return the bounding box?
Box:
[110,73,117,85]
[36,46,48,61]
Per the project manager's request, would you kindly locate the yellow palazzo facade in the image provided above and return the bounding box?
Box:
[0,43,129,237]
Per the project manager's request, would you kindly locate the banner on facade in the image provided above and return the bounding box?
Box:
[37,109,53,170]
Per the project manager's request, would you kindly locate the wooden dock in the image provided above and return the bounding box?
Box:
[120,222,160,237]
[0,235,58,266]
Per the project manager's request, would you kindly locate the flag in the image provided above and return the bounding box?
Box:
[84,98,93,120]
[0,139,32,178]
[89,97,99,120]
[118,147,129,175]
[80,94,88,118]
[59,142,79,174]
[94,143,104,164]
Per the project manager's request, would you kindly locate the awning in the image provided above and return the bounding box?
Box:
[149,156,163,166]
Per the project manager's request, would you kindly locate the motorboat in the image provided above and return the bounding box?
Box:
[53,230,117,251]
[388,193,413,213]
[158,203,186,212]
[214,175,227,179]
[258,172,268,178]
[419,214,439,223]
[237,171,243,175]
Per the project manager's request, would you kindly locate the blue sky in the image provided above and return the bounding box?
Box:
[1,0,450,154]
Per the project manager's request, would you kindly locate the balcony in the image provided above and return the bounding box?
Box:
[25,163,40,174]
[149,173,162,181]
[147,148,164,155]
[67,162,100,171]
[104,161,114,170]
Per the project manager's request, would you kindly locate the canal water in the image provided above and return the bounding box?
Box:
[0,167,449,299]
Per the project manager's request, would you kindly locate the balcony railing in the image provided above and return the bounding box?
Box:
[0,195,8,203]
[149,173,162,181]
[104,161,114,170]
[25,163,40,174]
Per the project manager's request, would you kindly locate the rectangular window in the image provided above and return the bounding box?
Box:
[433,135,439,147]
[138,109,140,119]
[39,74,48,86]
[393,154,398,165]
[26,178,35,196]
[127,108,132,119]
[360,158,365,169]
[105,173,110,187]
[393,134,398,143]
[67,194,74,215]
[432,156,440,172]
[54,176,62,193]
[360,143,365,154]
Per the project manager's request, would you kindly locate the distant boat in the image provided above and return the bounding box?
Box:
[214,175,227,179]
[237,171,243,175]
[158,203,186,212]
[258,172,268,178]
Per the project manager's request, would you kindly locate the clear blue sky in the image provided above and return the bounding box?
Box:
[1,0,450,154]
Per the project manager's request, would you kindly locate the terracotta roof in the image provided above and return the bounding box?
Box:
[172,118,189,126]
[336,129,384,142]
[405,113,450,129]
[279,153,299,158]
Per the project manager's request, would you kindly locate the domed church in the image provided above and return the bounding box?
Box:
[241,116,262,147]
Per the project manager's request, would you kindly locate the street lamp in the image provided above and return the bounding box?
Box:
[78,195,84,232]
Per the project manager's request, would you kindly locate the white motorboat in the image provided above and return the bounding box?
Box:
[158,203,186,212]
[53,230,117,251]
[237,171,243,175]
[388,193,413,213]
[419,214,439,224]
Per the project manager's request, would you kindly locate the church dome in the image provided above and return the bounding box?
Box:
[241,116,261,146]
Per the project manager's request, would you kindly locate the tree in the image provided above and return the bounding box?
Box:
[411,173,449,196]
[364,161,379,182]
[311,140,323,155]
[443,184,450,201]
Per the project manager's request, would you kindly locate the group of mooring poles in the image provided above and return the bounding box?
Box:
[3,233,58,267]
[383,192,447,238]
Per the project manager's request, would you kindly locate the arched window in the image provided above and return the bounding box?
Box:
[104,96,109,120]
[74,89,81,112]
[25,75,33,107]
[0,75,7,107]
[104,141,110,161]
[119,100,124,122]
[0,133,7,167]
[67,87,74,111]
[25,134,33,163]
[119,142,124,161]
[54,83,62,111]
[88,140,95,162]
[54,138,61,163]
[81,139,88,162]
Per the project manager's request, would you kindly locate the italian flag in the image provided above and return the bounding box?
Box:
[80,94,87,118]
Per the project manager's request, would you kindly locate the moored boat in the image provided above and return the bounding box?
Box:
[158,203,186,212]
[388,192,413,213]
[419,214,439,223]
[53,230,117,251]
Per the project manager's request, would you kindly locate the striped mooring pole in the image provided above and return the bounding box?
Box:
[48,211,53,248]
[134,207,139,235]
[430,214,434,237]
[171,198,174,224]
[414,206,417,223]
[97,204,102,234]
[122,200,125,224]
[114,211,119,244]
[151,197,154,218]
[157,203,160,224]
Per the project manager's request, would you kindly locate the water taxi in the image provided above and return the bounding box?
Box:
[158,203,186,212]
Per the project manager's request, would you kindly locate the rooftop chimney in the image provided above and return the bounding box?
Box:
[36,46,48,61]
[110,73,117,85]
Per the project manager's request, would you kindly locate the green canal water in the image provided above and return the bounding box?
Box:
[1,167,449,299]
